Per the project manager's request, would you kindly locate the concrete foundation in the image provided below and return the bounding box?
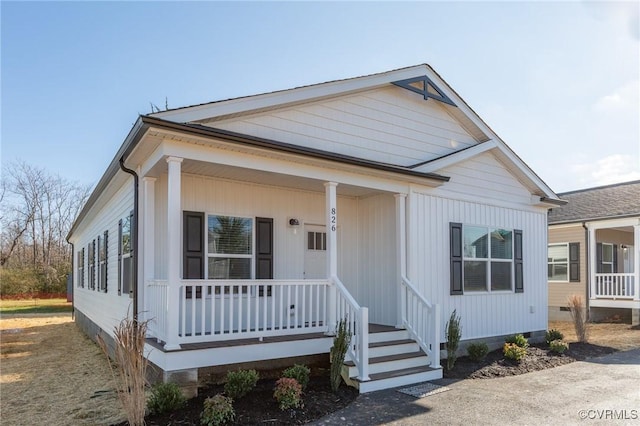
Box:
[440,329,546,359]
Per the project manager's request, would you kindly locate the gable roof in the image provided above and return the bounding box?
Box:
[548,180,640,224]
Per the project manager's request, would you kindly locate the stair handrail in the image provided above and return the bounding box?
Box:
[400,275,440,368]
[332,275,369,381]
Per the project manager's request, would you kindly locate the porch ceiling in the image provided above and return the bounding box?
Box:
[176,158,385,198]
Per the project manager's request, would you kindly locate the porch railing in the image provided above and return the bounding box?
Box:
[400,275,440,368]
[332,276,369,382]
[593,273,637,299]
[146,280,331,345]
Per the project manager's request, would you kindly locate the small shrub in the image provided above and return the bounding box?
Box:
[147,382,186,415]
[467,342,489,362]
[445,309,462,370]
[549,340,569,354]
[201,394,235,426]
[282,364,311,390]
[545,329,564,345]
[568,294,589,342]
[503,343,527,362]
[273,377,303,411]
[505,333,529,348]
[224,369,258,399]
[330,317,351,392]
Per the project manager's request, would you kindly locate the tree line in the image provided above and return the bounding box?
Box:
[1,161,91,296]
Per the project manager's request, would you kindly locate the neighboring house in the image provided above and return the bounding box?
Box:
[67,64,564,394]
[547,181,640,325]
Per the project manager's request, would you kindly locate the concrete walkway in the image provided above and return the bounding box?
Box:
[314,349,640,425]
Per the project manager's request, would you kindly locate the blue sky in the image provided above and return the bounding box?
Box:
[2,1,639,193]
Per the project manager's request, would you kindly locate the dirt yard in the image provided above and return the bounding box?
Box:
[0,314,125,425]
[0,315,638,426]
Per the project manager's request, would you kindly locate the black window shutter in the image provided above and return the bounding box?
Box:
[256,217,274,296]
[118,219,122,295]
[103,230,109,292]
[450,222,463,295]
[613,244,618,273]
[97,236,101,291]
[514,229,524,293]
[183,211,204,279]
[596,242,603,273]
[569,242,580,282]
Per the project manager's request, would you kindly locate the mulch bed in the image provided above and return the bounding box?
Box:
[444,342,618,379]
[124,376,357,425]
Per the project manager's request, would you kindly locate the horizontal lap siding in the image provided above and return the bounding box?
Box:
[430,153,534,206]
[412,193,548,340]
[154,174,359,292]
[71,181,134,337]
[548,225,587,307]
[209,87,476,167]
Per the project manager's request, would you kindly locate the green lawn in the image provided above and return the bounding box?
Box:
[0,298,72,314]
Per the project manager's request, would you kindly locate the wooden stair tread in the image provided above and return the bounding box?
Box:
[352,365,439,383]
[344,351,426,367]
[369,339,415,348]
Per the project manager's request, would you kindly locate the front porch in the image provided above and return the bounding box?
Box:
[138,145,443,391]
[587,219,640,321]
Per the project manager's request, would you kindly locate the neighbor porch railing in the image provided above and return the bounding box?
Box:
[400,275,440,368]
[332,276,369,382]
[593,273,637,299]
[146,279,330,345]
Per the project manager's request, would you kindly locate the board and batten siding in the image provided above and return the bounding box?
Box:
[152,173,359,290]
[71,179,135,337]
[410,192,549,341]
[207,86,477,168]
[548,225,587,308]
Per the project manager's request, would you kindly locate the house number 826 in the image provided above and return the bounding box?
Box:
[330,208,336,232]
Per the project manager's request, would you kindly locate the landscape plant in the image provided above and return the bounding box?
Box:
[545,329,564,345]
[466,342,489,362]
[505,333,529,348]
[200,394,235,426]
[282,364,311,390]
[445,309,462,370]
[568,294,589,342]
[224,369,259,399]
[503,342,527,362]
[97,316,149,426]
[273,377,303,410]
[549,340,569,354]
[330,317,351,392]
[147,381,186,415]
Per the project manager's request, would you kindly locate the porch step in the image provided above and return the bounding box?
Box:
[342,327,442,394]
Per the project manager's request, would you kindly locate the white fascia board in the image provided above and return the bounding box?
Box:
[414,140,498,173]
[586,217,640,229]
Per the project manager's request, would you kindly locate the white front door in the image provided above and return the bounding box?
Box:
[304,225,327,279]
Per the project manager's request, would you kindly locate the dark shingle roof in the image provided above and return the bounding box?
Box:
[548,180,640,224]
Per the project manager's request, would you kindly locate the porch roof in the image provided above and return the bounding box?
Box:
[548,180,640,225]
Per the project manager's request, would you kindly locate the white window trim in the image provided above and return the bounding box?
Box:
[548,242,569,283]
[462,225,514,294]
[205,214,255,295]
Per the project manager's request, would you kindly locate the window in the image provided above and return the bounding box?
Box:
[548,244,568,281]
[98,231,108,292]
[207,215,252,280]
[450,223,522,295]
[119,213,133,296]
[307,231,326,251]
[77,248,85,288]
[601,243,613,273]
[88,240,96,290]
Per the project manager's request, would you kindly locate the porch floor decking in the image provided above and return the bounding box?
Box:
[146,323,398,352]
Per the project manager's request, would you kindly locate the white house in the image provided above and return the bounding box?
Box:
[68,64,564,394]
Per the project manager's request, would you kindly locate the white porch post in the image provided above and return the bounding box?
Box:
[325,182,338,333]
[588,225,597,303]
[395,193,407,328]
[634,225,640,303]
[142,176,156,325]
[165,157,183,350]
